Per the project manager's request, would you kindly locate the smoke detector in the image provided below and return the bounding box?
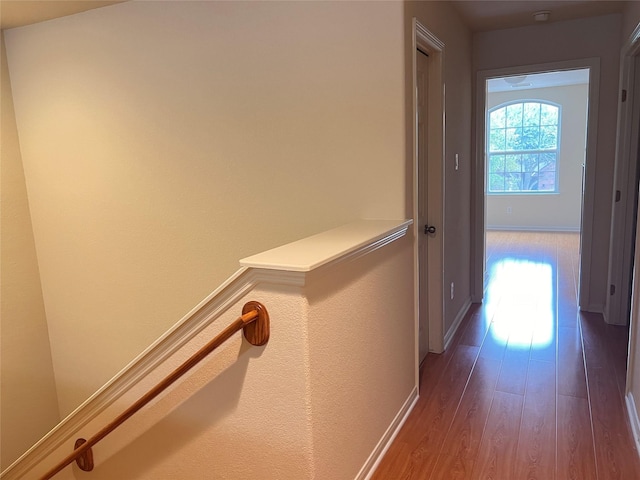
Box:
[533,10,551,22]
[504,75,528,86]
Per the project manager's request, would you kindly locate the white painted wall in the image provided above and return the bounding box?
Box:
[486,84,588,231]
[473,13,622,311]
[3,0,405,423]
[0,33,60,470]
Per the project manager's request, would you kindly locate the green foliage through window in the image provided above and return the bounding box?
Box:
[487,101,560,193]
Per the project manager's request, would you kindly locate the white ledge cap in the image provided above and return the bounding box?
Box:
[240,219,413,272]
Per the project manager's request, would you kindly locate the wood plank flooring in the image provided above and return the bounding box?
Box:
[373,231,640,480]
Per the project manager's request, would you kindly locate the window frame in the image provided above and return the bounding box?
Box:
[486,100,562,195]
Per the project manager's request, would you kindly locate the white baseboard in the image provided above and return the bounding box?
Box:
[444,297,472,350]
[357,386,419,480]
[581,304,604,314]
[486,225,580,232]
[626,393,640,457]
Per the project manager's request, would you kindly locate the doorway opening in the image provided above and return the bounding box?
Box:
[483,69,590,347]
[472,60,601,316]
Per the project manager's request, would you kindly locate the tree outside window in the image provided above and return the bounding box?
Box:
[487,101,560,193]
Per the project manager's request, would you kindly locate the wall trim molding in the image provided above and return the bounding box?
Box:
[358,386,419,480]
[444,297,472,350]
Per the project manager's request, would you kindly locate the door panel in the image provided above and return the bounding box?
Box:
[417,49,429,364]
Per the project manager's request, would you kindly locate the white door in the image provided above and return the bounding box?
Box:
[417,49,430,364]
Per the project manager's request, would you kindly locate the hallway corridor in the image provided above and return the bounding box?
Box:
[373,231,640,479]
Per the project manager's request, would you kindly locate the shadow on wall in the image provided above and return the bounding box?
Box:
[78,341,259,479]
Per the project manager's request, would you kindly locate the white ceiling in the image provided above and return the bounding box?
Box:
[487,69,591,93]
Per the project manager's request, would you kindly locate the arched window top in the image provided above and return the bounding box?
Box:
[489,101,560,152]
[487,101,561,193]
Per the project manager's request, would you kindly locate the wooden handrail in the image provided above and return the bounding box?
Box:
[40,301,269,480]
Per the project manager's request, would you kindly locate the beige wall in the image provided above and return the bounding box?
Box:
[405,1,473,336]
[486,84,588,231]
[0,33,60,470]
[3,0,406,420]
[473,14,622,311]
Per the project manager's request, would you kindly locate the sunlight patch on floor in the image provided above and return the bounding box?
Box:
[487,258,554,349]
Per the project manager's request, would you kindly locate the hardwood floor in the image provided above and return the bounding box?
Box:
[373,231,640,480]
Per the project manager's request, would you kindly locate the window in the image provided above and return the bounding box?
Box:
[487,101,560,193]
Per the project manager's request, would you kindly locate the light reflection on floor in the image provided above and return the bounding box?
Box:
[485,258,555,349]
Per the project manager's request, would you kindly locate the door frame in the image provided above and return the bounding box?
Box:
[412,19,445,362]
[606,26,640,326]
[618,21,640,430]
[471,58,601,310]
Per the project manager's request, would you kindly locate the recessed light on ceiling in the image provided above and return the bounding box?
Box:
[533,10,551,22]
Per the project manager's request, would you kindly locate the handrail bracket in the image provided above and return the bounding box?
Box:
[73,439,93,472]
[242,301,270,346]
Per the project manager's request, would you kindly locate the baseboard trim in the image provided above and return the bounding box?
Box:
[581,304,604,314]
[357,386,419,480]
[444,297,472,351]
[486,226,580,232]
[626,393,640,457]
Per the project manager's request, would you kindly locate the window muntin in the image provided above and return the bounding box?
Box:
[487,101,560,193]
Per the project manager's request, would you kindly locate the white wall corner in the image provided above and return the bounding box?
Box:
[444,297,472,350]
[626,392,640,458]
[358,386,419,480]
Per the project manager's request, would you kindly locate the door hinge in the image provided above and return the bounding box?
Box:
[615,190,621,202]
[610,284,616,296]
[622,89,627,102]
